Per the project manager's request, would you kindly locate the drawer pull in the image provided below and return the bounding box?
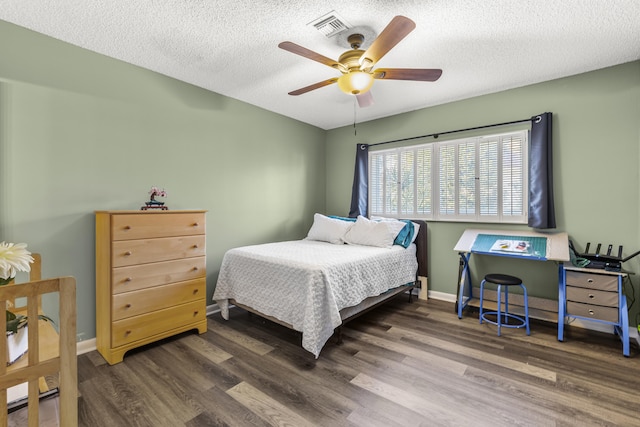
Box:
[124,277,132,282]
[124,251,132,256]
[124,225,131,230]
[192,223,199,227]
[193,311,199,316]
[588,309,595,316]
[192,267,199,271]
[587,278,594,283]
[588,293,595,299]
[192,244,198,249]
[125,330,132,336]
[125,304,131,309]
[193,289,199,294]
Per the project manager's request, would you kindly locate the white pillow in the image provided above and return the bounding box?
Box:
[370,215,396,222]
[371,216,420,247]
[305,213,353,244]
[343,216,406,248]
[410,222,421,243]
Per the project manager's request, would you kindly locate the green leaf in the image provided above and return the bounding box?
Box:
[6,313,26,334]
[5,310,54,334]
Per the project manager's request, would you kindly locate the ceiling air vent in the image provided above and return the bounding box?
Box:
[308,11,351,38]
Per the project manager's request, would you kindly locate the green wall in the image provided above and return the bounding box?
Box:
[0,20,326,342]
[326,61,640,325]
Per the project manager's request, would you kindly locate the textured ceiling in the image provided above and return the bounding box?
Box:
[1,1,639,130]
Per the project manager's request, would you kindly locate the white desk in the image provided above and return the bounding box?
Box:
[453,229,570,319]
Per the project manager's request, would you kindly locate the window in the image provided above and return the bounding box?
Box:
[369,130,528,223]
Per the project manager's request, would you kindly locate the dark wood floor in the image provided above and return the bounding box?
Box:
[72,297,639,426]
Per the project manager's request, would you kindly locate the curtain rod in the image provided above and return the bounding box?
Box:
[367,117,533,147]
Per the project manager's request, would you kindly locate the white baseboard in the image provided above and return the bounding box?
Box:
[427,290,457,303]
[207,303,220,316]
[76,338,96,355]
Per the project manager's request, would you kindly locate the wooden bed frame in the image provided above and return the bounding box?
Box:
[230,219,428,345]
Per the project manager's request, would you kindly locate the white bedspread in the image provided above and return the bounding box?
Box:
[213,240,418,357]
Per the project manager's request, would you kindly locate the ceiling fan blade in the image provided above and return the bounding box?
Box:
[356,91,374,108]
[288,78,338,96]
[373,68,443,82]
[359,16,416,70]
[278,41,342,70]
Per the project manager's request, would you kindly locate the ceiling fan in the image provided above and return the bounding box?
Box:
[278,15,442,108]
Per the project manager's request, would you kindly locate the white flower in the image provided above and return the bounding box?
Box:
[0,242,34,281]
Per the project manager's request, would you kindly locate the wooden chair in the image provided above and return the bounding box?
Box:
[0,254,77,426]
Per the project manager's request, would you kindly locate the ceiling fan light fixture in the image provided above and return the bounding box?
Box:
[337,71,374,95]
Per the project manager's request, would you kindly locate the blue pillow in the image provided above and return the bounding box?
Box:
[329,215,357,222]
[393,220,414,248]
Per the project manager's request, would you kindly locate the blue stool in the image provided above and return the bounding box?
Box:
[479,273,530,336]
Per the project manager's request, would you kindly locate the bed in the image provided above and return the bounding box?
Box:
[213,214,428,358]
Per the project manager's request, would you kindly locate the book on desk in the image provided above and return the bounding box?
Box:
[489,239,531,255]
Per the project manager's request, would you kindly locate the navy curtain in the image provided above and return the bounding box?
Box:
[528,112,556,229]
[348,144,369,218]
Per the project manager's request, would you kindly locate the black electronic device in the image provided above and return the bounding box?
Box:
[570,240,640,272]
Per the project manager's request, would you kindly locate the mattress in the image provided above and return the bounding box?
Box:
[213,240,418,357]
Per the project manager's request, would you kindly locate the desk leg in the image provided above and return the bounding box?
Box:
[457,252,472,319]
[557,263,566,341]
[455,254,464,314]
[617,276,630,357]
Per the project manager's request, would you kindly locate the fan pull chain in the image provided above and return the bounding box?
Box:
[353,98,357,136]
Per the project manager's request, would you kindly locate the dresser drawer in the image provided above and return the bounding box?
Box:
[112,235,206,267]
[112,256,206,294]
[566,286,618,308]
[112,278,205,321]
[111,212,205,241]
[111,300,206,348]
[566,301,618,323]
[565,271,618,291]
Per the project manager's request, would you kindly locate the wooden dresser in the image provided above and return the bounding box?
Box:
[95,210,207,365]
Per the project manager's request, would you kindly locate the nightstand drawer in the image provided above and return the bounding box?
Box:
[112,278,205,321]
[566,301,618,323]
[566,286,618,308]
[112,235,206,267]
[565,271,617,291]
[112,300,206,348]
[111,212,205,240]
[112,256,206,294]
